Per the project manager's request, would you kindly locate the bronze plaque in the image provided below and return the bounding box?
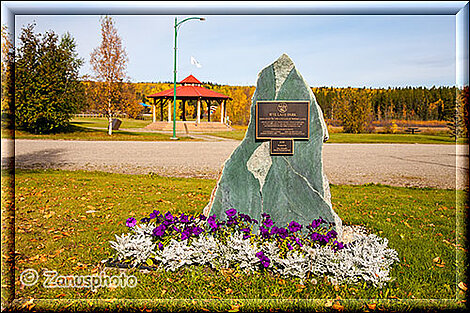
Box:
[271,139,294,155]
[255,101,310,139]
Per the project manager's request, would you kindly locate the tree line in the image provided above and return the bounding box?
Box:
[2,18,468,137]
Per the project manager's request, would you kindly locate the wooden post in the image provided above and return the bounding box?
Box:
[168,98,172,123]
[152,98,156,122]
[224,100,227,124]
[182,99,186,121]
[220,100,225,124]
[197,98,201,124]
[207,100,211,122]
[160,100,164,121]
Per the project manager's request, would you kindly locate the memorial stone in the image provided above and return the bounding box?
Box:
[204,54,342,237]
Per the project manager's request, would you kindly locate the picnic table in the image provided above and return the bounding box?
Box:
[404,127,421,134]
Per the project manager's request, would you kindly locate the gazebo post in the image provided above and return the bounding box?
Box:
[160,100,164,121]
[152,98,156,122]
[182,99,186,121]
[168,98,172,123]
[197,98,201,124]
[220,99,225,124]
[207,100,211,122]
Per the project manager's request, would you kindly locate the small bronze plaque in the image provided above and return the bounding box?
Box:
[271,139,294,155]
[256,101,310,139]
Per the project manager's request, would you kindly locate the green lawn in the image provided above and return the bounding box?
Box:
[10,125,197,141]
[2,169,467,312]
[71,117,153,129]
[327,132,467,144]
[206,128,467,144]
[4,116,467,144]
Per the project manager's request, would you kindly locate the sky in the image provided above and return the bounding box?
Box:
[11,7,458,88]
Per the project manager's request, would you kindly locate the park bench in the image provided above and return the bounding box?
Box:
[404,127,421,134]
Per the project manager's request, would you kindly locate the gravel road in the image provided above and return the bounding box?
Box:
[2,139,468,189]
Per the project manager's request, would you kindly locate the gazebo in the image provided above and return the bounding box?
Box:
[146,75,232,125]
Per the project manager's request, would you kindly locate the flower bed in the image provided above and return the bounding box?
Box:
[107,209,399,287]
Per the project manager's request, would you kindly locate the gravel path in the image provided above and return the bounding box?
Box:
[2,139,468,189]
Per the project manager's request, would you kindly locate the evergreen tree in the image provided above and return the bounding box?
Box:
[15,24,84,134]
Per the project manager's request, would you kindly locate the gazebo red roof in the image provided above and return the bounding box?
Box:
[147,75,231,100]
[179,74,202,85]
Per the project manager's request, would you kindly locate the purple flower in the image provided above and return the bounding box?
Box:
[198,214,207,221]
[157,242,164,250]
[270,226,279,236]
[240,227,250,233]
[207,216,219,231]
[149,210,160,219]
[310,233,321,241]
[293,237,303,247]
[192,226,204,236]
[276,227,288,239]
[172,226,181,233]
[226,218,239,226]
[164,212,175,222]
[252,219,259,225]
[308,217,326,229]
[256,251,270,268]
[179,213,189,223]
[152,224,166,237]
[243,234,251,240]
[327,230,338,239]
[287,242,293,250]
[126,217,137,228]
[260,226,271,239]
[225,208,237,218]
[140,217,150,223]
[263,219,274,228]
[332,240,345,251]
[288,220,302,233]
[261,258,270,268]
[319,235,329,245]
[181,233,189,241]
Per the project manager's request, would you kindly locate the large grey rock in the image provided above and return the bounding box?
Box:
[204,54,342,237]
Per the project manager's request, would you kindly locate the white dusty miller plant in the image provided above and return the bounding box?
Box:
[108,223,399,287]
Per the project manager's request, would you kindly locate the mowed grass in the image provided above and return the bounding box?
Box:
[4,116,466,144]
[3,169,467,311]
[71,117,153,129]
[206,127,467,144]
[10,125,197,141]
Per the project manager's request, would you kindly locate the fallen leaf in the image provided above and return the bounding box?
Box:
[332,301,344,311]
[458,282,467,291]
[367,303,377,310]
[225,288,233,295]
[433,256,445,267]
[228,305,240,312]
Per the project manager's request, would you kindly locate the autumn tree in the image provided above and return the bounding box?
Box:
[334,88,374,133]
[2,24,14,137]
[447,86,469,139]
[15,24,85,134]
[90,16,140,135]
[1,25,14,118]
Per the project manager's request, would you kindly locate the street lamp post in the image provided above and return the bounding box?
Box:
[171,16,205,140]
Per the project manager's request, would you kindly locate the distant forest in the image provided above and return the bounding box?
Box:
[313,86,457,122]
[135,83,461,126]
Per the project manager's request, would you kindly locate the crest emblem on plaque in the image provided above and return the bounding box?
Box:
[277,102,288,113]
